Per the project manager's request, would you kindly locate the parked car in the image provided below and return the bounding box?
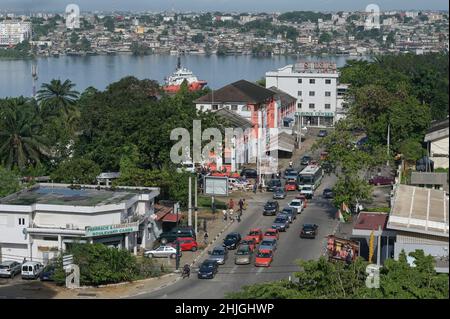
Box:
[323,188,334,199]
[259,238,277,252]
[299,185,313,198]
[289,199,304,214]
[21,261,44,280]
[318,130,328,137]
[263,228,279,240]
[267,179,282,191]
[322,161,333,174]
[273,187,286,199]
[208,246,228,265]
[0,261,22,279]
[254,249,274,267]
[247,228,263,244]
[241,236,257,252]
[223,232,241,250]
[197,259,219,279]
[300,224,319,239]
[300,155,312,166]
[284,181,297,192]
[159,226,196,243]
[272,215,290,232]
[39,265,55,281]
[263,201,279,216]
[170,237,198,252]
[280,207,296,222]
[240,168,258,179]
[234,245,254,265]
[284,168,295,177]
[144,245,181,258]
[368,176,394,186]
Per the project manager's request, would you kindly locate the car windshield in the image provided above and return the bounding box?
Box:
[257,252,272,258]
[0,265,9,269]
[265,202,276,207]
[201,263,214,270]
[249,231,259,236]
[236,248,250,255]
[261,240,273,246]
[265,232,275,236]
[274,218,285,223]
[212,249,224,255]
[302,186,312,191]
[290,201,300,206]
[282,209,292,213]
[303,225,315,230]
[225,235,237,240]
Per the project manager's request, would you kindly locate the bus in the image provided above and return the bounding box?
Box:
[297,164,323,191]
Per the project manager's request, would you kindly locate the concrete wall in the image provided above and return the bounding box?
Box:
[0,212,29,245]
[33,210,123,230]
[0,243,28,263]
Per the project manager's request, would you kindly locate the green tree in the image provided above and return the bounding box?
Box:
[0,98,49,170]
[80,36,91,51]
[50,157,101,184]
[104,16,115,32]
[70,31,79,45]
[0,166,21,197]
[37,79,80,117]
[319,32,332,44]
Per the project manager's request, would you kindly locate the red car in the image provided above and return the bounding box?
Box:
[285,181,297,192]
[255,249,273,267]
[369,176,394,186]
[263,228,279,240]
[241,236,257,251]
[170,237,198,252]
[247,228,263,244]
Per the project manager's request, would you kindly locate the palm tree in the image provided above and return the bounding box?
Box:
[37,79,80,116]
[0,98,49,169]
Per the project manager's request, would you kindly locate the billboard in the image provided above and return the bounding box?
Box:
[85,222,139,237]
[204,176,228,196]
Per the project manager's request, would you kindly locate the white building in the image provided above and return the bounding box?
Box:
[424,119,449,169]
[0,184,160,264]
[0,20,32,46]
[265,61,349,127]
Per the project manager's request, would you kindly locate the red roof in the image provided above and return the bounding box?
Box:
[354,212,388,231]
[162,213,182,223]
[154,204,182,223]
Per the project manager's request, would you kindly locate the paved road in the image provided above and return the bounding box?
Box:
[132,173,338,299]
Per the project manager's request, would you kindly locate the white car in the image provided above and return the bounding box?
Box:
[289,199,304,214]
[144,246,181,259]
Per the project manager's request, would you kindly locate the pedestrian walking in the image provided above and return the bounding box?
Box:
[253,182,257,193]
[203,232,209,245]
[238,198,244,213]
[223,209,227,221]
[229,209,234,222]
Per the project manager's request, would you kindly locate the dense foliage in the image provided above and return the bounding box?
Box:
[52,243,165,286]
[0,166,21,197]
[227,250,449,299]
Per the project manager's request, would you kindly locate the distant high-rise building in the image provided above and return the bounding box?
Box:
[0,20,32,46]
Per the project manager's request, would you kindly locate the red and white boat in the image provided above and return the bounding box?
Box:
[163,57,207,93]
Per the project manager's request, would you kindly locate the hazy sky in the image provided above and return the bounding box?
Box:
[0,0,448,12]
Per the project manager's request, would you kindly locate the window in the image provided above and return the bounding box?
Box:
[325,79,332,84]
[309,103,315,109]
[297,103,302,109]
[212,104,218,110]
[298,91,302,96]
[231,105,238,111]
[18,218,25,225]
[325,103,331,109]
[325,91,331,97]
[297,78,302,84]
[309,79,315,84]
[309,91,315,96]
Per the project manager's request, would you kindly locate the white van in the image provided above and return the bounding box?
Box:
[21,261,44,279]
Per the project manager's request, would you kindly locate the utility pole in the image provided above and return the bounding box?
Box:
[194,175,198,235]
[188,175,192,227]
[377,225,382,266]
[386,123,390,166]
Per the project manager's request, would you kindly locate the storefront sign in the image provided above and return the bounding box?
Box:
[85,222,139,237]
[296,111,334,117]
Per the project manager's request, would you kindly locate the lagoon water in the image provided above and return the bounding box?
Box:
[0,54,369,98]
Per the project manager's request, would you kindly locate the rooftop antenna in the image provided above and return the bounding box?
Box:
[31,63,38,98]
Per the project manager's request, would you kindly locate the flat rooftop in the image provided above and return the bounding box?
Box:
[0,185,139,206]
[388,184,449,237]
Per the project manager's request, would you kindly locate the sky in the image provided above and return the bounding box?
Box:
[0,0,448,12]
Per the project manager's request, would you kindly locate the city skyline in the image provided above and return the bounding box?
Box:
[0,0,448,12]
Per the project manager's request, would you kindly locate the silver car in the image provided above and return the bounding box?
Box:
[0,261,22,278]
[259,238,277,251]
[144,245,181,258]
[208,246,228,265]
[234,245,253,265]
[273,187,286,199]
[272,215,290,232]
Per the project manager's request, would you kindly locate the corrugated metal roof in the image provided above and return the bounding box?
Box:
[396,231,449,245]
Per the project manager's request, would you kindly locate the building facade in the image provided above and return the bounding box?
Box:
[0,20,32,46]
[265,61,349,127]
[0,184,160,264]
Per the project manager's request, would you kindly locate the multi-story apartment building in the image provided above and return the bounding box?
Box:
[0,20,32,46]
[265,61,348,127]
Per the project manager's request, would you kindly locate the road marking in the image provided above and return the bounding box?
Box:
[230,265,238,274]
[256,267,264,275]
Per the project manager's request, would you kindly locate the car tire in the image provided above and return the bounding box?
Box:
[10,273,14,279]
[170,253,176,259]
[147,253,154,258]
[191,247,197,252]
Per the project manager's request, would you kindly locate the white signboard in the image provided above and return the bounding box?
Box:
[85,222,139,237]
[204,176,228,196]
